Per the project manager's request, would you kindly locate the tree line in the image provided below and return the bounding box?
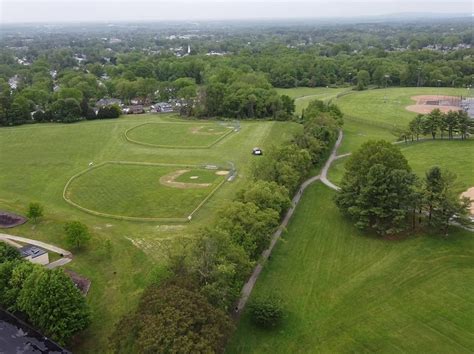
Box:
[335,140,471,236]
[109,100,343,353]
[1,20,473,127]
[402,109,473,142]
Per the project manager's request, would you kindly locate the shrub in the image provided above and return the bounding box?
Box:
[64,221,91,249]
[249,294,284,328]
[0,242,21,262]
[27,202,43,223]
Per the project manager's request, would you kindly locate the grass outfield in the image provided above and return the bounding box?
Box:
[276,87,348,114]
[333,87,470,155]
[125,121,233,148]
[65,163,225,219]
[228,184,474,353]
[337,87,468,127]
[0,113,302,353]
[328,140,474,192]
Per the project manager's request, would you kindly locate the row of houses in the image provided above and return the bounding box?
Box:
[95,98,178,114]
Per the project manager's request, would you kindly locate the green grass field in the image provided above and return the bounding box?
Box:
[2,86,472,352]
[329,140,474,192]
[228,184,474,353]
[334,87,470,154]
[125,121,234,148]
[337,87,467,126]
[0,113,301,352]
[230,87,474,353]
[65,162,225,220]
[276,87,348,114]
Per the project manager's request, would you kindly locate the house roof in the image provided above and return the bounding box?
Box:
[96,98,122,106]
[20,245,47,259]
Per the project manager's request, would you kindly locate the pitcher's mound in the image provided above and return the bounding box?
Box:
[461,187,474,215]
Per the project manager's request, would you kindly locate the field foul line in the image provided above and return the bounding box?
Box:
[63,161,229,223]
[123,122,235,149]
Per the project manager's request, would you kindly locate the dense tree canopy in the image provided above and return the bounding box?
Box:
[110,282,234,353]
[2,20,471,126]
[335,140,418,235]
[0,248,90,345]
[336,140,471,235]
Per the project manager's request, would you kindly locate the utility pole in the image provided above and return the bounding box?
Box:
[384,74,390,103]
[417,67,422,87]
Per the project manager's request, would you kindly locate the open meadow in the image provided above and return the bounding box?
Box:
[276,87,348,114]
[0,113,301,352]
[125,121,234,148]
[230,87,474,353]
[333,87,469,155]
[228,184,474,353]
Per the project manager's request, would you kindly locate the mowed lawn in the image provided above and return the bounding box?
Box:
[328,140,474,192]
[276,87,348,114]
[126,121,233,148]
[66,163,224,219]
[337,87,468,127]
[0,114,302,353]
[334,87,469,155]
[228,184,474,353]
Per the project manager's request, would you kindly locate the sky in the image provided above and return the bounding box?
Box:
[0,0,471,24]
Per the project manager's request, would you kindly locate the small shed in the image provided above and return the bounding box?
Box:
[20,245,49,265]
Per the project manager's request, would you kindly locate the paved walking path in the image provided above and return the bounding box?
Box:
[235,130,343,315]
[0,234,71,256]
[235,129,473,316]
[46,257,73,269]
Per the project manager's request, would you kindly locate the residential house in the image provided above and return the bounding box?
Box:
[122,105,145,114]
[96,98,122,107]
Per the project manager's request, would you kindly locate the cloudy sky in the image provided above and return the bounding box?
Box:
[1,0,471,23]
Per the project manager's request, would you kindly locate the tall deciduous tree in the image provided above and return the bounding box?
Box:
[335,140,417,235]
[237,180,290,216]
[18,267,90,345]
[110,283,233,353]
[216,201,279,259]
[27,202,43,223]
[422,108,442,139]
[64,221,91,249]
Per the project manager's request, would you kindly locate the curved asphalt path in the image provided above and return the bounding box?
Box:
[235,129,473,316]
[235,130,344,315]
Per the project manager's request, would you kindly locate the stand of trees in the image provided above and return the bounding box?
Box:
[194,69,295,119]
[2,19,472,126]
[0,243,90,345]
[110,100,343,352]
[404,109,473,141]
[335,140,471,236]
